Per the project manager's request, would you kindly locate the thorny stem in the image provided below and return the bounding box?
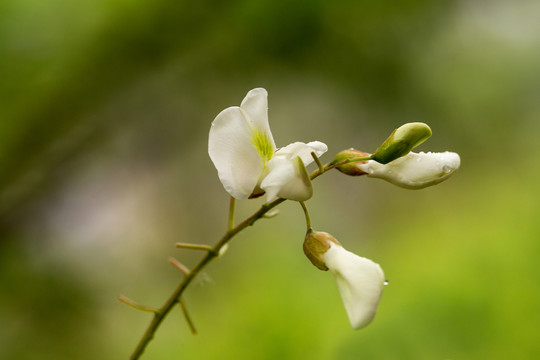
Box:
[127,161,340,359]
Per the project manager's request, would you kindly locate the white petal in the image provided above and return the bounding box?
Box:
[208,106,264,199]
[261,156,313,202]
[357,151,461,189]
[240,88,276,151]
[275,141,328,165]
[259,157,293,202]
[322,243,385,330]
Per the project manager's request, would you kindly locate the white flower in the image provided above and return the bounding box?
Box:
[209,88,327,202]
[322,242,385,330]
[356,151,461,189]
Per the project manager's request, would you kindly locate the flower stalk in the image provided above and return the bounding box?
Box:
[123,87,460,359]
[311,152,325,175]
[299,201,312,230]
[127,150,458,358]
[228,196,236,230]
[126,161,340,359]
[127,196,289,359]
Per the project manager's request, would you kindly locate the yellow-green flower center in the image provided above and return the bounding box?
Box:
[252,130,273,161]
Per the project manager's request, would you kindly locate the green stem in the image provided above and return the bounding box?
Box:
[228,196,236,231]
[310,160,344,180]
[299,201,311,230]
[311,152,324,174]
[129,197,285,359]
[129,160,342,359]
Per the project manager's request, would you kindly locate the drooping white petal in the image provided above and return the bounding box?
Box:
[322,243,385,330]
[275,141,328,166]
[209,106,265,199]
[260,156,313,202]
[356,151,461,189]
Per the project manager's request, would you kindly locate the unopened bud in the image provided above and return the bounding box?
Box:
[358,151,461,189]
[372,122,432,164]
[303,229,341,271]
[332,149,372,176]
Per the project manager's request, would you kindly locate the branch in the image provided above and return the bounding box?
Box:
[128,162,338,359]
[129,197,285,359]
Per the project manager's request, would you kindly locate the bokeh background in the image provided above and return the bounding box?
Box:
[1,0,539,359]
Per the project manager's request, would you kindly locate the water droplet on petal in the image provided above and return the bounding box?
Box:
[384,280,389,286]
[442,165,451,174]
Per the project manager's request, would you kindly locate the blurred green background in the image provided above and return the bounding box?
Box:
[1,0,539,359]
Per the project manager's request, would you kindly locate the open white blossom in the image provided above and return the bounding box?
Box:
[356,151,461,189]
[209,88,327,202]
[322,242,385,330]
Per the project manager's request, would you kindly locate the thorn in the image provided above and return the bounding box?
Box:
[175,242,214,252]
[118,295,159,313]
[179,298,197,335]
[169,258,190,275]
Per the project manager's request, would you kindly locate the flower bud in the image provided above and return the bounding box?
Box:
[303,229,341,271]
[356,151,460,189]
[371,122,432,164]
[332,149,372,176]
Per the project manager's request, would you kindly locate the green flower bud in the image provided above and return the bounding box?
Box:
[303,229,341,271]
[371,122,432,164]
[332,149,372,176]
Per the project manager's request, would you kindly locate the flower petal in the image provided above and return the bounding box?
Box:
[357,151,461,189]
[261,156,313,202]
[275,141,328,165]
[209,106,265,199]
[240,88,276,152]
[322,243,385,330]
